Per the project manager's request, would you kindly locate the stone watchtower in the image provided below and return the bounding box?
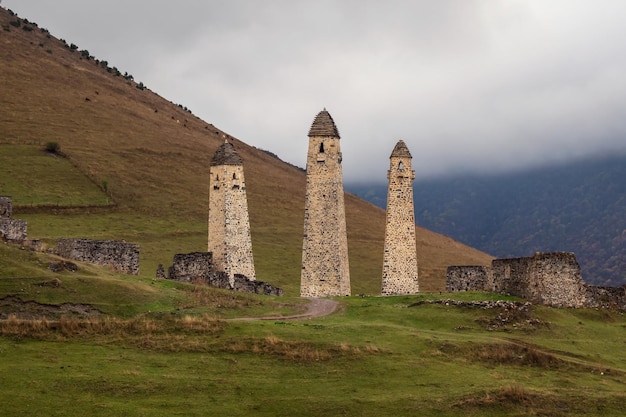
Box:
[208,140,256,285]
[381,140,419,295]
[300,109,351,297]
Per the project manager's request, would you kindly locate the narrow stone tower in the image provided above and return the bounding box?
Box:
[208,140,256,285]
[381,140,419,295]
[300,109,351,297]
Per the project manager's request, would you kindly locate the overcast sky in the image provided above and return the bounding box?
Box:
[4,1,626,182]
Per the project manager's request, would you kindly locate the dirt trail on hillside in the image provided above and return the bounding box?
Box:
[229,298,340,321]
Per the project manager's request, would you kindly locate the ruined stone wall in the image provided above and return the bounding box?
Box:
[585,285,626,310]
[0,219,27,241]
[446,266,490,292]
[55,238,139,275]
[0,196,27,242]
[447,252,592,308]
[208,162,256,284]
[382,142,419,295]
[167,252,216,282]
[489,253,589,307]
[530,252,589,308]
[163,251,282,296]
[491,256,534,296]
[0,196,12,218]
[233,274,283,296]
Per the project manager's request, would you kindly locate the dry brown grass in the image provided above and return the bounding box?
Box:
[181,284,264,309]
[454,384,609,417]
[468,343,566,368]
[439,341,581,370]
[462,384,530,406]
[223,334,383,362]
[0,314,226,341]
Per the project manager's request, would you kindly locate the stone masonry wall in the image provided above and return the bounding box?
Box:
[0,219,27,241]
[167,252,217,282]
[301,111,351,297]
[163,251,282,296]
[531,252,589,308]
[56,238,140,275]
[446,266,490,292]
[585,285,626,310]
[381,141,419,295]
[489,253,589,307]
[208,158,256,285]
[0,196,27,242]
[446,252,626,309]
[0,196,12,218]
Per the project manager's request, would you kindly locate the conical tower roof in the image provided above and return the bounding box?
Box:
[308,108,340,138]
[390,140,412,158]
[211,141,243,166]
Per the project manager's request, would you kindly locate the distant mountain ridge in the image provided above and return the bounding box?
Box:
[347,154,626,286]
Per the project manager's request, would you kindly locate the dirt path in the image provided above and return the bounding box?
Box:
[229,298,340,322]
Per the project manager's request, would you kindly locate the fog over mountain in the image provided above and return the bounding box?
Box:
[348,154,626,286]
[4,1,626,181]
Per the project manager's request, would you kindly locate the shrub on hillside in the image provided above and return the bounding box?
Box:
[44,141,61,155]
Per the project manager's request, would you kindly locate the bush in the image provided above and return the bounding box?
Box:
[9,20,20,28]
[44,141,60,154]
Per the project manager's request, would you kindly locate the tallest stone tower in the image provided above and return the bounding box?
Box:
[300,109,351,297]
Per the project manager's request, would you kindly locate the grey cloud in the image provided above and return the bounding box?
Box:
[5,0,626,182]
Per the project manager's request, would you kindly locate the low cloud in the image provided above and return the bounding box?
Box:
[6,0,626,181]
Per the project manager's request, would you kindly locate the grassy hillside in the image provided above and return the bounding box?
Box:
[0,7,492,295]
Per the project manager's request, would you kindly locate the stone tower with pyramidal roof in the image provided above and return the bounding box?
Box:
[300,109,351,297]
[208,140,256,285]
[381,140,419,295]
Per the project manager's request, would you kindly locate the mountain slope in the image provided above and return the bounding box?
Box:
[0,7,493,294]
[348,155,626,286]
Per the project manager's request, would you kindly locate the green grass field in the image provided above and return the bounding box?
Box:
[1,244,625,416]
[1,290,625,415]
[0,145,113,208]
